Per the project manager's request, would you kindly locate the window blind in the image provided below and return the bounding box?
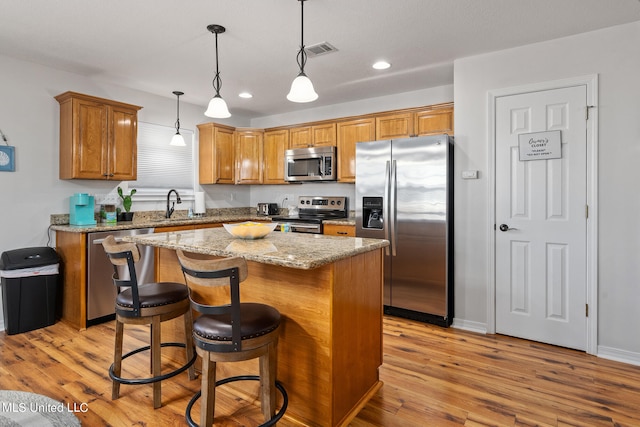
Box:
[135,122,195,194]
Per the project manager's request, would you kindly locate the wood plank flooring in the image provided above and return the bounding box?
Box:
[1,316,639,426]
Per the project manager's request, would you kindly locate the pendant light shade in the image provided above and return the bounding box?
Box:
[287,72,318,103]
[205,24,231,118]
[170,91,186,146]
[287,0,318,103]
[205,94,231,118]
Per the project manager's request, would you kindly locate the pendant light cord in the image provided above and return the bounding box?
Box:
[213,31,223,96]
[174,94,181,133]
[296,0,308,74]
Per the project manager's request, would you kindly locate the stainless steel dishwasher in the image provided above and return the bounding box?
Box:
[87,228,155,326]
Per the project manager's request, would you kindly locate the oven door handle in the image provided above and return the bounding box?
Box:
[288,224,319,229]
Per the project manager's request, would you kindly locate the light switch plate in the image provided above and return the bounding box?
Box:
[462,170,479,179]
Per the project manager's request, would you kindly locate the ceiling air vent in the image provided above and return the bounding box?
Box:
[305,42,338,58]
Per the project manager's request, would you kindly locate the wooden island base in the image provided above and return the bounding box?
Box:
[157,246,384,427]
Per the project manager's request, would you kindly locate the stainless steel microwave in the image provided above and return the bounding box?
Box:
[284,146,336,182]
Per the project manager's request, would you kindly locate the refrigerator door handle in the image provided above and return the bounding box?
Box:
[384,160,391,256]
[390,159,397,256]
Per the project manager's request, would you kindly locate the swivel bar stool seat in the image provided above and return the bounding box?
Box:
[102,235,196,409]
[176,249,287,427]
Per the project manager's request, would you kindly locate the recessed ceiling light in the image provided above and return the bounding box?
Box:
[372,61,391,70]
[239,92,253,99]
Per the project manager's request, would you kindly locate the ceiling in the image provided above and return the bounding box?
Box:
[1,1,639,119]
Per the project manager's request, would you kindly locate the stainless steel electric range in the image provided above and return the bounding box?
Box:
[271,196,348,234]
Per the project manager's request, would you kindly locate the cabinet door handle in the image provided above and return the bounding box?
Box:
[337,231,348,235]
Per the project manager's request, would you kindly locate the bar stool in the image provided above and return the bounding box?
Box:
[102,235,197,409]
[176,250,288,427]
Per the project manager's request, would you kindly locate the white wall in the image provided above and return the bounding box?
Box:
[453,21,640,360]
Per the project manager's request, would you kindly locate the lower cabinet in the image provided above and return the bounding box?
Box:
[55,223,225,330]
[323,224,355,237]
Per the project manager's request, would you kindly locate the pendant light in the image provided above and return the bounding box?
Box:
[170,91,186,146]
[287,0,318,103]
[204,24,231,118]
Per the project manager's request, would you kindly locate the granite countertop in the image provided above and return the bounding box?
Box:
[50,208,272,233]
[50,208,356,233]
[123,227,388,270]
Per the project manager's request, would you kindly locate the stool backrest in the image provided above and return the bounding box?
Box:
[102,235,142,317]
[176,249,248,352]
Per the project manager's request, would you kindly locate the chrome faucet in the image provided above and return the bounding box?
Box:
[166,189,182,218]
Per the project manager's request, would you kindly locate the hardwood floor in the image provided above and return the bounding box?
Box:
[1,316,639,426]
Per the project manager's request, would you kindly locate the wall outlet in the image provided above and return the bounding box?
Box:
[282,194,294,206]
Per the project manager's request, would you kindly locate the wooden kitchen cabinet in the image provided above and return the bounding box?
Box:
[198,122,235,184]
[289,122,336,148]
[323,223,356,237]
[375,104,454,140]
[263,129,289,184]
[337,118,375,182]
[235,129,264,184]
[375,112,414,140]
[55,91,141,180]
[415,105,454,136]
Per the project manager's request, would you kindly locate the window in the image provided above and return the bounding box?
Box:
[135,122,195,196]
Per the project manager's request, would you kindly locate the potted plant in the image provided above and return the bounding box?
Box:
[117,187,137,222]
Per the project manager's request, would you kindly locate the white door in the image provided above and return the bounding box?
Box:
[495,85,587,351]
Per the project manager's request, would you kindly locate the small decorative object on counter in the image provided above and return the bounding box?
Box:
[69,193,97,226]
[117,187,136,222]
[223,222,277,240]
[104,204,117,224]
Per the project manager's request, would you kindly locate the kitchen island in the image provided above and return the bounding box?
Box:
[124,228,388,427]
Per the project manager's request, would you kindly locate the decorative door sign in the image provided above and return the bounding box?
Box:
[518,130,562,161]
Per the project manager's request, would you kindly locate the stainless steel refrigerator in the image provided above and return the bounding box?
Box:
[355,135,453,326]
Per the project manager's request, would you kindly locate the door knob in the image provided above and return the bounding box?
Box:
[499,224,517,232]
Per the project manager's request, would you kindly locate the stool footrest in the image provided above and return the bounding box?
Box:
[185,375,288,427]
[110,342,197,385]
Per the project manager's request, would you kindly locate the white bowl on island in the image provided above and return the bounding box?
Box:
[223,222,277,240]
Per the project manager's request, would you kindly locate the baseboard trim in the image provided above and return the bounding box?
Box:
[451,318,487,334]
[597,345,640,367]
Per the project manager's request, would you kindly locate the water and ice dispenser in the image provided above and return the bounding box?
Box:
[362,197,383,229]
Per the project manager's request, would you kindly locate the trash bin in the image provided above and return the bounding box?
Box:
[0,246,60,335]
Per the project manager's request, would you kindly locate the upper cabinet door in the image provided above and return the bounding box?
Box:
[311,123,336,147]
[415,106,454,136]
[289,126,313,148]
[375,113,414,140]
[337,118,375,183]
[289,123,336,148]
[74,98,108,179]
[215,126,236,184]
[108,105,138,181]
[235,129,264,184]
[263,129,289,184]
[198,123,235,184]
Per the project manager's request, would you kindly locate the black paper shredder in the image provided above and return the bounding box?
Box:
[0,246,60,335]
